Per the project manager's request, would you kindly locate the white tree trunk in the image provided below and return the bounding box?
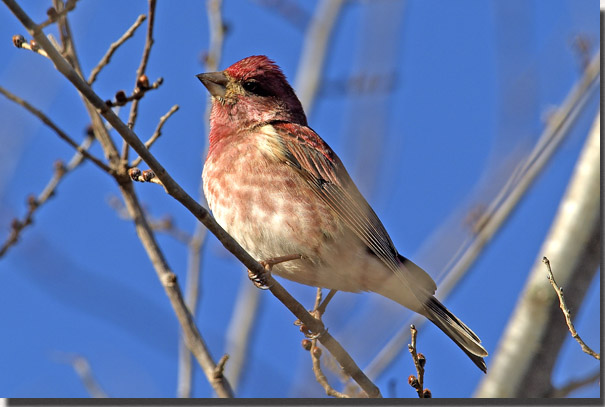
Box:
[475,112,600,397]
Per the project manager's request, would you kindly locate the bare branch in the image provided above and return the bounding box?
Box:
[131,104,179,167]
[407,325,429,398]
[104,77,163,107]
[442,52,600,282]
[117,181,233,398]
[306,289,351,398]
[50,0,121,164]
[0,127,93,259]
[124,0,156,134]
[316,289,337,317]
[12,34,49,57]
[87,14,147,84]
[212,354,230,391]
[39,0,78,30]
[4,0,378,397]
[543,257,600,360]
[0,86,111,173]
[4,1,235,397]
[364,51,601,382]
[475,112,600,397]
[311,343,350,398]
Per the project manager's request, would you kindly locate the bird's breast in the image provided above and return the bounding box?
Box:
[202,133,339,263]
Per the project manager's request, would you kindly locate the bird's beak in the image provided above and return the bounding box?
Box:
[196,71,228,98]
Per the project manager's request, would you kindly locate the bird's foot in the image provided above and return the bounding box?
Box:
[247,254,303,290]
[294,318,327,339]
[247,268,271,290]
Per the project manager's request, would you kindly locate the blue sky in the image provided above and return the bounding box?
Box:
[0,0,600,399]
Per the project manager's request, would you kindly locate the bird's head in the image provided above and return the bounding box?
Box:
[197,55,307,131]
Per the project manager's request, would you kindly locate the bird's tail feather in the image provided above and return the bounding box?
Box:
[423,296,488,373]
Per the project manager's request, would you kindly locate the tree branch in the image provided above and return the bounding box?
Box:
[406,325,431,398]
[0,134,93,259]
[87,14,147,84]
[131,104,179,167]
[475,112,600,397]
[124,0,156,138]
[0,86,111,173]
[543,257,600,360]
[3,0,380,397]
[3,0,234,397]
[364,51,601,382]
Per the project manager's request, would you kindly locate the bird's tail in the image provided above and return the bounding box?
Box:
[422,296,488,373]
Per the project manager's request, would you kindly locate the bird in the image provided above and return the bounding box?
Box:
[197,55,488,372]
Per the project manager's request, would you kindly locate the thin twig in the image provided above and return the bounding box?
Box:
[4,1,234,397]
[38,0,78,30]
[53,0,77,66]
[131,104,179,167]
[0,133,93,258]
[549,369,600,398]
[0,86,111,173]
[51,0,120,164]
[87,14,147,84]
[12,34,49,57]
[311,342,350,398]
[407,325,427,398]
[475,113,601,398]
[105,77,163,108]
[543,257,600,360]
[213,354,230,386]
[313,287,323,311]
[307,288,350,398]
[122,0,157,162]
[5,1,378,396]
[316,289,337,316]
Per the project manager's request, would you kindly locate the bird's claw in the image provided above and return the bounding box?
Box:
[294,319,327,339]
[304,329,326,340]
[247,254,303,290]
[247,267,272,290]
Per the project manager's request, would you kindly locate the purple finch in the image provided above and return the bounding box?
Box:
[197,55,487,372]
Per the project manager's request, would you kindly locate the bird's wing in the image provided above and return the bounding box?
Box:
[260,121,436,295]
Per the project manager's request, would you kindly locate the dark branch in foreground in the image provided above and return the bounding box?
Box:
[3,0,233,397]
[3,0,380,398]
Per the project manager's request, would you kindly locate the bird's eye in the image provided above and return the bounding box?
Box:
[242,80,272,97]
[243,81,259,93]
